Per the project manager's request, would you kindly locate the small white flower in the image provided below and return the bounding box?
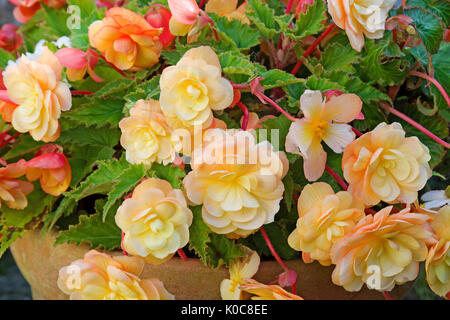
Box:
[421,187,450,210]
[53,36,72,48]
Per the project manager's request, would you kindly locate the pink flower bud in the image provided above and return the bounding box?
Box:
[168,0,200,25]
[146,4,174,48]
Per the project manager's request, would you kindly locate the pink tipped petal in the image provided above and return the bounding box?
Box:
[0,90,14,104]
[27,153,66,169]
[55,48,88,69]
[168,0,200,25]
[355,112,364,120]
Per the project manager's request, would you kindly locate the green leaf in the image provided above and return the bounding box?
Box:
[103,163,147,221]
[246,0,278,38]
[321,42,359,72]
[68,157,130,201]
[55,199,122,250]
[430,43,450,121]
[93,78,135,98]
[63,98,125,127]
[124,76,161,113]
[43,197,77,233]
[2,134,44,161]
[0,227,25,257]
[405,7,446,55]
[42,3,71,37]
[361,39,409,86]
[258,114,293,153]
[406,0,450,25]
[218,51,260,82]
[282,172,294,212]
[209,13,260,50]
[286,0,327,40]
[58,123,120,147]
[259,69,302,89]
[189,206,244,268]
[0,49,14,69]
[148,163,186,189]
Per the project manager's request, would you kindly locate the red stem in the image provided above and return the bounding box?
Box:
[198,0,207,8]
[177,249,188,261]
[257,92,298,121]
[236,102,249,130]
[260,227,288,271]
[365,208,377,215]
[285,0,294,14]
[352,127,363,137]
[383,291,393,300]
[291,23,336,75]
[382,103,450,149]
[408,70,450,109]
[71,91,94,95]
[325,165,348,190]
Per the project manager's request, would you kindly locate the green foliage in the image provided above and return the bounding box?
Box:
[148,163,186,189]
[0,49,14,69]
[42,3,71,37]
[286,0,327,40]
[259,69,302,89]
[189,206,245,268]
[246,0,279,39]
[63,98,126,127]
[321,42,359,73]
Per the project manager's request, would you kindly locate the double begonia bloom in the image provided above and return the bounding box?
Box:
[240,279,303,300]
[285,90,362,182]
[119,99,180,167]
[288,182,365,266]
[115,178,193,265]
[146,4,175,48]
[183,129,287,238]
[160,46,233,131]
[88,7,162,71]
[330,206,431,292]
[3,46,71,142]
[57,250,174,300]
[342,122,432,206]
[426,206,450,297]
[26,144,71,196]
[205,0,249,24]
[327,0,396,52]
[220,248,260,300]
[0,159,33,209]
[0,71,17,122]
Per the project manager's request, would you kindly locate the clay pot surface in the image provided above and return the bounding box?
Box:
[10,228,411,300]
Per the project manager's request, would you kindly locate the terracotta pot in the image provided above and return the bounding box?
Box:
[11,228,411,300]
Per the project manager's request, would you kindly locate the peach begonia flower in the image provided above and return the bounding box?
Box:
[240,279,304,300]
[342,122,432,206]
[285,90,362,182]
[57,250,174,300]
[288,182,365,266]
[115,178,193,265]
[183,129,287,238]
[0,159,33,210]
[88,7,162,71]
[330,206,432,292]
[220,248,260,300]
[3,46,71,142]
[327,0,396,52]
[205,0,250,24]
[119,99,181,167]
[26,144,71,196]
[426,205,450,297]
[0,71,17,122]
[160,46,233,130]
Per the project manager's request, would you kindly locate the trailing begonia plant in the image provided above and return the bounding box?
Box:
[0,0,449,300]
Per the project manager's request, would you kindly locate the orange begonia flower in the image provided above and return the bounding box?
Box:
[88,7,162,71]
[26,144,71,196]
[240,279,304,300]
[0,159,33,210]
[205,0,250,24]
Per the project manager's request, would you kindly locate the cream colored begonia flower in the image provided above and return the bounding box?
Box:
[240,279,304,300]
[115,178,193,265]
[220,248,260,300]
[327,0,397,52]
[205,0,250,24]
[159,46,233,130]
[183,129,287,238]
[57,250,174,300]
[426,205,450,297]
[3,46,71,142]
[331,206,432,292]
[342,122,432,206]
[119,99,180,167]
[288,182,365,266]
[285,90,362,182]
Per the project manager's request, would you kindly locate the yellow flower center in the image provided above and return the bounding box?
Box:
[311,120,330,140]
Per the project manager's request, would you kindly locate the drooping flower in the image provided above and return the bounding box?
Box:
[55,48,103,82]
[88,7,162,71]
[183,129,287,238]
[426,206,450,297]
[115,178,193,265]
[168,0,200,36]
[119,99,180,167]
[220,248,260,300]
[57,250,175,300]
[285,90,362,182]
[10,0,66,24]
[240,279,303,300]
[330,206,432,292]
[288,182,365,266]
[160,46,233,131]
[327,0,397,52]
[205,0,249,24]
[26,144,71,196]
[146,4,175,48]
[421,187,450,210]
[0,24,22,53]
[0,159,33,210]
[3,46,71,142]
[342,122,432,206]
